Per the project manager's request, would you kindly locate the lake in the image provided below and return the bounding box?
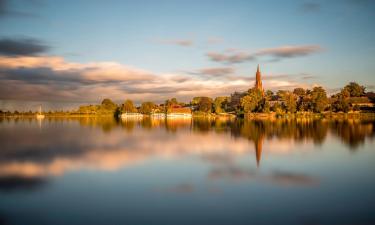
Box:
[0,117,374,225]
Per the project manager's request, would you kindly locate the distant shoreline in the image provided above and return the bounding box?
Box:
[2,112,375,120]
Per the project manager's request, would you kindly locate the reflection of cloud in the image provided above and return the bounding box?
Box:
[207,166,318,186]
[0,176,47,192]
[300,2,321,13]
[0,37,49,56]
[0,123,254,178]
[208,166,255,180]
[265,171,318,186]
[157,183,195,193]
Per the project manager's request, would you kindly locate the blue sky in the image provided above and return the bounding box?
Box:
[0,0,374,110]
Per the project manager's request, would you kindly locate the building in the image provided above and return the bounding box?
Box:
[254,64,264,94]
[229,65,264,110]
[167,106,192,118]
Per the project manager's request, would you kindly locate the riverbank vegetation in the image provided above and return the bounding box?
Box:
[1,82,374,119]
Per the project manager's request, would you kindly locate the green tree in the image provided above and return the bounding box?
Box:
[281,91,297,113]
[343,82,365,97]
[139,102,155,114]
[101,98,117,111]
[197,97,213,113]
[331,93,350,112]
[265,90,274,101]
[241,88,264,113]
[293,88,306,97]
[214,97,229,113]
[311,86,328,113]
[122,99,137,113]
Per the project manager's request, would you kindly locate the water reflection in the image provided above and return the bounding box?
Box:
[0,117,373,181]
[0,117,374,225]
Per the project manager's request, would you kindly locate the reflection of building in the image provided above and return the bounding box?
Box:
[254,135,264,167]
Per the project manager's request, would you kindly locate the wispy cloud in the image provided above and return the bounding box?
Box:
[207,37,223,44]
[256,45,322,58]
[0,37,49,56]
[0,55,313,104]
[206,51,254,63]
[207,45,323,64]
[190,67,235,76]
[159,39,193,47]
[0,0,39,18]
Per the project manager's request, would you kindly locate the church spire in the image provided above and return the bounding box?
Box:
[255,64,263,93]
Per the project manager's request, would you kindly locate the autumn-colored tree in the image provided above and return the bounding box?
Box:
[122,99,137,113]
[214,97,229,113]
[139,102,156,114]
[281,91,297,113]
[311,86,328,113]
[241,88,264,113]
[197,97,213,113]
[343,82,365,97]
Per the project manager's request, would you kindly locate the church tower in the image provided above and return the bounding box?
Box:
[254,64,263,92]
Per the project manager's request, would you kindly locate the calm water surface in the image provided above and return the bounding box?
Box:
[0,117,374,225]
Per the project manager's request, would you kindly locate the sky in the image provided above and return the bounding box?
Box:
[0,0,374,110]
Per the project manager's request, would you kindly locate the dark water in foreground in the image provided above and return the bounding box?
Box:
[0,117,374,225]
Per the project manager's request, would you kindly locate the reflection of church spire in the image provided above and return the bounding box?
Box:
[254,135,264,168]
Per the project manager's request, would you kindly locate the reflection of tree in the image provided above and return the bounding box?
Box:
[330,120,375,150]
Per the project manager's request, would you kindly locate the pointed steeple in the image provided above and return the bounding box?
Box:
[254,64,263,93]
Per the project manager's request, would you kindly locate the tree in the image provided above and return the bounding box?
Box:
[343,82,365,97]
[122,99,137,113]
[139,102,155,114]
[101,98,117,111]
[241,88,264,113]
[197,97,213,113]
[165,98,181,113]
[214,97,229,113]
[331,93,350,112]
[265,90,274,101]
[293,88,306,111]
[281,91,296,113]
[293,88,306,97]
[311,86,328,113]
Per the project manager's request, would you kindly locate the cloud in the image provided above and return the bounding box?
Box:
[0,37,49,56]
[207,45,322,64]
[300,2,321,13]
[0,55,314,105]
[207,37,223,44]
[0,0,38,18]
[160,39,193,47]
[206,51,254,63]
[256,45,322,58]
[0,56,250,103]
[194,67,235,76]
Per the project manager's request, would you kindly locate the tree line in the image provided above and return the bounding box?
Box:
[1,82,374,117]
